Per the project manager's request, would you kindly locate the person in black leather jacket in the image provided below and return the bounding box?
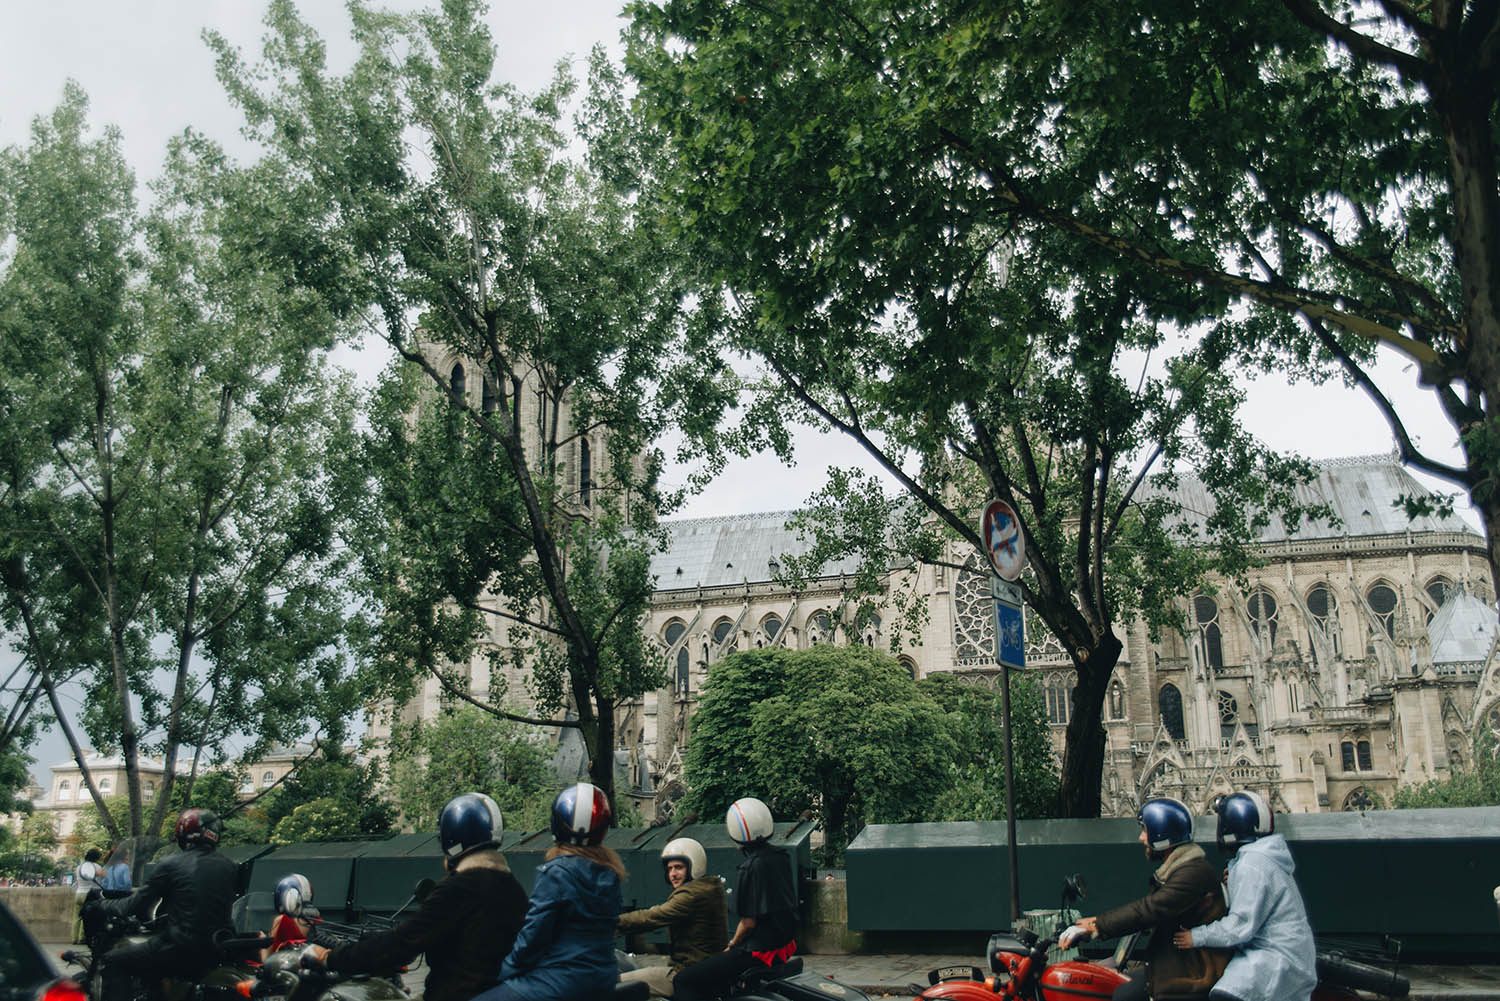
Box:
[305,792,529,1001]
[97,808,237,1001]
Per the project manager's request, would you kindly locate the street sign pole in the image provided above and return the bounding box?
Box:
[992,573,1024,928]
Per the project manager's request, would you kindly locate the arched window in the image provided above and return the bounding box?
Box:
[57,779,72,802]
[899,656,918,680]
[712,617,736,652]
[675,648,690,695]
[760,614,782,646]
[1247,588,1278,650]
[262,771,275,786]
[449,363,466,399]
[1218,690,1239,745]
[1367,582,1400,640]
[664,620,686,647]
[579,439,592,507]
[808,610,833,645]
[1159,683,1185,740]
[98,777,112,795]
[1342,787,1378,811]
[1108,680,1125,721]
[1424,575,1455,624]
[1193,595,1224,670]
[1306,583,1341,659]
[1045,673,1072,725]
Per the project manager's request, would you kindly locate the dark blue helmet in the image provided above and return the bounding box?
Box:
[439,793,503,862]
[1138,798,1193,859]
[550,782,611,845]
[1215,790,1273,854]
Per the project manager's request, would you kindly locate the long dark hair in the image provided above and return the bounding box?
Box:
[546,842,626,879]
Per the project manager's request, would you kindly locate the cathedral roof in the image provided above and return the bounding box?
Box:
[1426,589,1499,666]
[1162,453,1482,543]
[651,510,865,590]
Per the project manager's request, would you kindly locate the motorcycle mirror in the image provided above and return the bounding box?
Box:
[413,877,437,902]
[1062,873,1086,904]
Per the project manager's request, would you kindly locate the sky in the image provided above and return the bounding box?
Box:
[2,1,1482,790]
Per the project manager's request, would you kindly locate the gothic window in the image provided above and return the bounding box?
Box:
[1342,787,1378,811]
[1026,610,1067,661]
[1424,575,1456,624]
[858,609,882,647]
[1108,680,1125,720]
[899,656,918,680]
[1218,690,1239,724]
[664,620,686,647]
[760,614,782,646]
[579,439,592,507]
[57,779,72,802]
[1356,739,1372,770]
[1340,740,1356,771]
[1306,583,1341,658]
[952,562,995,662]
[712,617,736,653]
[481,374,497,413]
[99,777,112,794]
[1366,582,1400,640]
[808,610,834,645]
[449,363,466,399]
[1159,683,1185,740]
[1288,682,1300,714]
[1247,588,1278,650]
[1193,595,1224,670]
[676,648,690,695]
[1045,673,1074,725]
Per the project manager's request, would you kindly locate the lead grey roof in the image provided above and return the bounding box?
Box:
[650,510,866,590]
[1155,453,1481,543]
[1427,590,1499,666]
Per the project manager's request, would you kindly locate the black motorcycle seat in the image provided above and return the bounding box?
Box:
[614,982,651,1000]
[737,956,804,991]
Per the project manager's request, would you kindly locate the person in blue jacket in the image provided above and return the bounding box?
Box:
[1172,790,1317,1001]
[473,782,623,1001]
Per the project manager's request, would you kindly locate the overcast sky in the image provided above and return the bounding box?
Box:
[3,1,1481,788]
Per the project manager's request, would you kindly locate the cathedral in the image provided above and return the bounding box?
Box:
[625,454,1498,818]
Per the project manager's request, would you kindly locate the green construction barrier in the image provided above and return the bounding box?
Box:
[845,808,1500,957]
[248,840,372,922]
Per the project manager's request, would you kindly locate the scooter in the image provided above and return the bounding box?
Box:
[616,950,874,1001]
[914,875,1410,1001]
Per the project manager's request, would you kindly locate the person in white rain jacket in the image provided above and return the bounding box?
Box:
[1173,790,1317,1001]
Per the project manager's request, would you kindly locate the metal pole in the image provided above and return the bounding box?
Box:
[993,575,1021,927]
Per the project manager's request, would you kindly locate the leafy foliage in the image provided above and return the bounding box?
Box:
[682,645,1056,863]
[1394,732,1500,809]
[0,84,367,840]
[271,797,364,845]
[259,749,395,841]
[387,706,554,833]
[211,0,727,808]
[626,0,1332,815]
[920,673,1058,823]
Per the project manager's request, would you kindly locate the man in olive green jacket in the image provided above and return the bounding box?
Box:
[618,838,728,998]
[1067,798,1229,1001]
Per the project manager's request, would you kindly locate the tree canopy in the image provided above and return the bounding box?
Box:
[627,0,1331,815]
[0,85,368,842]
[211,0,729,810]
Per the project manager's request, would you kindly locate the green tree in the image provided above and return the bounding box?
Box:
[20,810,56,854]
[685,645,954,864]
[388,705,553,832]
[1395,733,1500,809]
[627,0,1500,591]
[919,673,1058,823]
[0,86,368,842]
[627,2,1329,816]
[271,797,363,845]
[259,748,395,840]
[210,1,725,810]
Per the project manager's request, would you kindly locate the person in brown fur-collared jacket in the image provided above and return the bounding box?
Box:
[1063,797,1231,1001]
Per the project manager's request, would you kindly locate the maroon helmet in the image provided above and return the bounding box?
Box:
[175,807,223,850]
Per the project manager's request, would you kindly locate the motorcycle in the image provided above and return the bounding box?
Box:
[915,875,1410,1001]
[615,950,873,1001]
[230,946,409,1001]
[61,905,267,1001]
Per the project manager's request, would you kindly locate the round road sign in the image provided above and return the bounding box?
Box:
[981,499,1027,581]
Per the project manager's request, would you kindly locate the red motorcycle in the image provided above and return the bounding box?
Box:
[914,876,1408,1001]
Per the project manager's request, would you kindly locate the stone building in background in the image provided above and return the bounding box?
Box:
[628,454,1497,818]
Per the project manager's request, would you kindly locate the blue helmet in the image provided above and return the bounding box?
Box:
[439,793,503,861]
[1138,798,1193,859]
[1215,790,1273,853]
[550,782,611,845]
[274,873,313,917]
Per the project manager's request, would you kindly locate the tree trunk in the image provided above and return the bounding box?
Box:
[590,691,617,814]
[1057,633,1123,818]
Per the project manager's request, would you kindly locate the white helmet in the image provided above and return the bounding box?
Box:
[660,837,708,883]
[725,797,774,844]
[274,873,313,918]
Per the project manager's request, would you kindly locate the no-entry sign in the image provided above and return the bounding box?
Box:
[981,499,1027,581]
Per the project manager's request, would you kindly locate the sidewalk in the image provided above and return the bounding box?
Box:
[46,942,1500,1000]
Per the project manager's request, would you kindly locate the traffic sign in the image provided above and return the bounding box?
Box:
[995,601,1024,669]
[980,500,1027,581]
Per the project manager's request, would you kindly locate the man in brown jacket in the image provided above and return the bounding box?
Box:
[618,838,728,998]
[1067,798,1229,1001]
